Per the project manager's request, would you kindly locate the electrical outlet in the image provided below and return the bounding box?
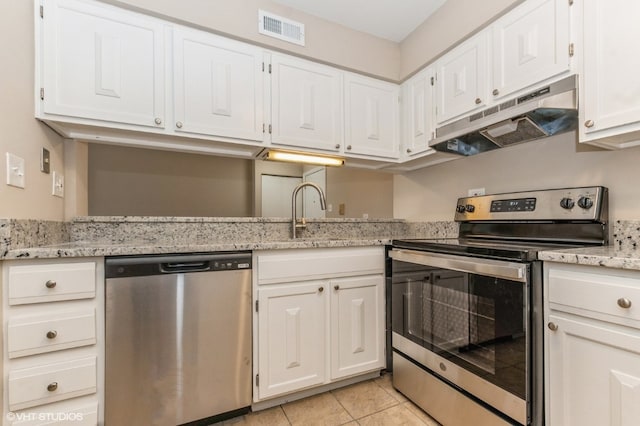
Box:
[52,171,64,198]
[41,148,51,174]
[338,203,345,215]
[468,187,485,196]
[6,153,25,188]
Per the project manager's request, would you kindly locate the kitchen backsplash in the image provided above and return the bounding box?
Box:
[0,219,70,255]
[2,217,637,253]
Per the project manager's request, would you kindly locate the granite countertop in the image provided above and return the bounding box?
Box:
[3,238,392,260]
[539,245,640,271]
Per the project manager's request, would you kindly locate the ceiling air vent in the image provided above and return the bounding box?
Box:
[258,10,305,46]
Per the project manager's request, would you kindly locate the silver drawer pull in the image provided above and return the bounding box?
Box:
[45,280,57,289]
[334,285,340,291]
[584,119,595,128]
[46,330,58,339]
[617,298,632,309]
[154,117,162,125]
[548,322,558,331]
[47,382,58,392]
[318,286,324,293]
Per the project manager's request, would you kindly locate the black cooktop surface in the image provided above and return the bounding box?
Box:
[392,238,583,262]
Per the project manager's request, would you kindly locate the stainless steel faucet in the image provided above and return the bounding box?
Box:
[291,182,327,239]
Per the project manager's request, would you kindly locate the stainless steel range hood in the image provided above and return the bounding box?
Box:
[430,75,578,156]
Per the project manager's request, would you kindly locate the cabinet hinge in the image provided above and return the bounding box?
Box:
[268,124,272,134]
[262,62,264,72]
[430,76,434,86]
[40,5,43,18]
[269,64,272,74]
[255,300,259,312]
[569,43,575,57]
[262,123,265,133]
[256,374,259,386]
[40,88,44,100]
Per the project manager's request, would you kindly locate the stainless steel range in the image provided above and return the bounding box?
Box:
[390,187,608,426]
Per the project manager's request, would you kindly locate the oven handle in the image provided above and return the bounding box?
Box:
[390,249,528,283]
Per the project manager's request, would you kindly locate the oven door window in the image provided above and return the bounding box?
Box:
[392,260,527,400]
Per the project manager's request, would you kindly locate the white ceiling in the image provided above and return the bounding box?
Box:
[270,0,447,42]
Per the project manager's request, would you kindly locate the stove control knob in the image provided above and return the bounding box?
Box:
[456,205,466,213]
[560,197,575,210]
[465,204,475,213]
[577,196,593,209]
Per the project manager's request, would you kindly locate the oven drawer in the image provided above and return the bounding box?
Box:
[548,265,640,324]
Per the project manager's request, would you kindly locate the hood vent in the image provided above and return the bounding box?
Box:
[431,75,578,156]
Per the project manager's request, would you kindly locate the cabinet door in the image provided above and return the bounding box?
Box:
[436,32,488,124]
[546,313,640,426]
[173,27,264,141]
[580,0,640,147]
[330,275,384,380]
[402,66,436,158]
[344,73,399,159]
[491,0,570,100]
[42,0,164,128]
[258,281,327,399]
[270,55,343,153]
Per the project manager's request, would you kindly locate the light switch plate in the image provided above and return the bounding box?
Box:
[6,153,25,188]
[52,171,64,198]
[41,148,50,174]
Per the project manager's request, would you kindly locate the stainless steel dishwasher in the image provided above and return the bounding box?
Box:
[105,252,252,425]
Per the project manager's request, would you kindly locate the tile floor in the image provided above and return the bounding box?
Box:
[215,374,441,426]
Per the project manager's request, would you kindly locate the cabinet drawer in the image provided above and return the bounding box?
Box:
[8,262,96,305]
[8,357,97,411]
[8,310,97,359]
[256,247,384,284]
[10,402,98,425]
[548,267,640,322]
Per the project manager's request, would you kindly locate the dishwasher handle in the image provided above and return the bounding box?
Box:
[160,261,211,273]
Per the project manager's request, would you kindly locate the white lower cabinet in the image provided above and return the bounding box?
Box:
[2,258,104,425]
[253,247,385,402]
[257,281,327,399]
[545,262,640,426]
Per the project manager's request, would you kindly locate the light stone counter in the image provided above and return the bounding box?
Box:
[1,216,459,260]
[539,246,640,271]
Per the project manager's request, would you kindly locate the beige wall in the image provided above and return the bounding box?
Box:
[253,160,303,216]
[399,0,521,79]
[394,133,640,221]
[88,144,253,216]
[326,167,393,219]
[0,0,66,220]
[109,0,401,81]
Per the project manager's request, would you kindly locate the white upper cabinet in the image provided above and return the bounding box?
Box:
[344,73,400,160]
[435,32,488,124]
[41,0,165,128]
[173,26,264,141]
[578,0,640,149]
[270,54,343,153]
[491,0,570,101]
[401,66,436,158]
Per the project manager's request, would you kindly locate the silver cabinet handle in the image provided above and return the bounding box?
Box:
[475,98,482,105]
[335,144,340,149]
[334,285,340,291]
[154,117,162,125]
[176,121,183,129]
[346,145,352,150]
[47,382,58,392]
[45,280,57,289]
[617,298,632,309]
[548,322,558,331]
[46,330,58,339]
[492,89,499,96]
[318,286,324,293]
[585,120,595,128]
[406,148,412,154]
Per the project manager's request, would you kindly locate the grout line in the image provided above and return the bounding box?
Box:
[278,404,293,425]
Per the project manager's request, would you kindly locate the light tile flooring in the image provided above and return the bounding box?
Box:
[216,374,441,426]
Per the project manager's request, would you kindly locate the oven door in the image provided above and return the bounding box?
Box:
[390,248,530,425]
